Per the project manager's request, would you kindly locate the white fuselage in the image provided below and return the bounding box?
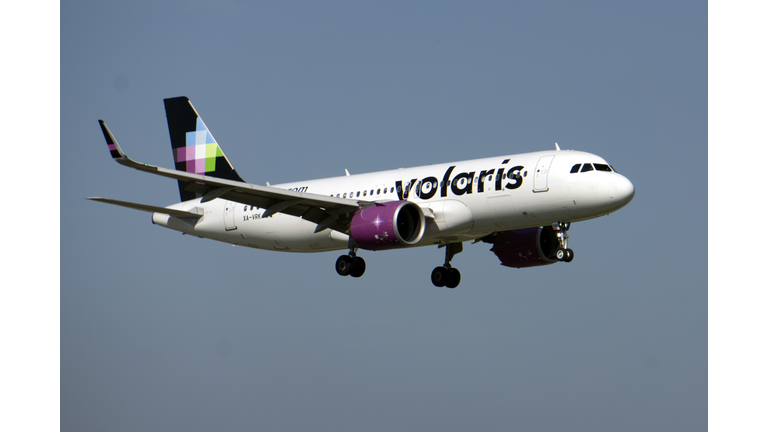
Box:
[152,149,634,252]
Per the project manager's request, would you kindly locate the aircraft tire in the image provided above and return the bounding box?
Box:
[556,248,566,261]
[336,255,353,276]
[431,267,448,287]
[445,268,461,289]
[350,257,366,278]
[564,249,574,262]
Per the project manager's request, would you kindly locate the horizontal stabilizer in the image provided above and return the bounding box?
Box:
[87,197,203,219]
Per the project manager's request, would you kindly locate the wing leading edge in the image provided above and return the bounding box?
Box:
[95,120,364,233]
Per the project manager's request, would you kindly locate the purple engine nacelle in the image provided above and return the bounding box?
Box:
[350,201,426,251]
[491,226,560,268]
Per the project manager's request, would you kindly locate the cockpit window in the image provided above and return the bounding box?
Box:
[610,165,618,173]
[572,162,617,173]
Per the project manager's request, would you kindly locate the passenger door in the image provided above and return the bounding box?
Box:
[533,155,555,192]
[224,201,237,231]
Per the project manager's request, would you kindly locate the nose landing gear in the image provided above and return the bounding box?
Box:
[431,242,463,288]
[553,222,574,263]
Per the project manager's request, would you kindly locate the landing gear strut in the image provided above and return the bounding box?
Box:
[336,240,366,278]
[552,222,574,263]
[431,242,463,288]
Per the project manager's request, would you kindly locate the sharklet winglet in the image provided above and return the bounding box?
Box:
[99,120,127,159]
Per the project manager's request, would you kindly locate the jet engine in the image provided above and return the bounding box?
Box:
[350,201,425,251]
[490,226,560,268]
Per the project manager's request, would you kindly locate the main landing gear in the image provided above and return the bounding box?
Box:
[431,242,463,288]
[336,242,366,278]
[553,221,574,263]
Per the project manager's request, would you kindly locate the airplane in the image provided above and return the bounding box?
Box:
[89,96,635,288]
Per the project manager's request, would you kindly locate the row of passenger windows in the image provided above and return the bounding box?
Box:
[570,163,616,173]
[332,187,395,199]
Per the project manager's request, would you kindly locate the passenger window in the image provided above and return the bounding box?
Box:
[343,193,347,198]
[581,164,594,172]
[594,163,611,172]
[570,164,581,173]
[377,189,381,195]
[363,190,367,196]
[356,191,360,197]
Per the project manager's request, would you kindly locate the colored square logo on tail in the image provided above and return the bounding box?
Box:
[175,144,223,175]
[172,118,226,175]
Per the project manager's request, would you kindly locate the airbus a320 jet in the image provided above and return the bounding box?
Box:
[89,97,635,288]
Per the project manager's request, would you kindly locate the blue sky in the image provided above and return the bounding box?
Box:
[66,2,705,431]
[6,1,766,430]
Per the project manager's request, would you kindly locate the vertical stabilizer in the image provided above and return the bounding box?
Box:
[164,96,244,201]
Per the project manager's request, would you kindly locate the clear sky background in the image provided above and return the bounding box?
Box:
[8,0,735,430]
[56,1,710,431]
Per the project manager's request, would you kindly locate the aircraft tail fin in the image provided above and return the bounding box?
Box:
[163,96,245,201]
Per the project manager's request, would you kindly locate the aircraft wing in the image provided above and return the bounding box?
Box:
[98,120,365,233]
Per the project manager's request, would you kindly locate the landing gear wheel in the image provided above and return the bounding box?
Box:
[431,267,448,287]
[336,255,353,276]
[552,222,574,263]
[432,243,464,288]
[445,268,461,289]
[350,257,366,278]
[556,248,567,261]
[564,248,574,263]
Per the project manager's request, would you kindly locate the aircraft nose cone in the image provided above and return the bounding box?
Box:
[612,174,635,208]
